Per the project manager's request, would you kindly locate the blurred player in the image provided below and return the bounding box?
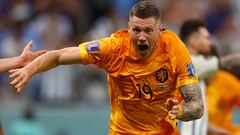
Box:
[179,20,240,135]
[9,1,204,134]
[207,37,240,135]
[207,70,240,135]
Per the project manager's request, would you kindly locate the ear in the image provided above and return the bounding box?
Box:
[159,23,163,32]
[128,22,131,33]
[188,35,197,46]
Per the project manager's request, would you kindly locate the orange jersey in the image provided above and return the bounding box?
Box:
[79,29,199,135]
[207,70,240,135]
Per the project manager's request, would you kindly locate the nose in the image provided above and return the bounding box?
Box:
[138,32,147,42]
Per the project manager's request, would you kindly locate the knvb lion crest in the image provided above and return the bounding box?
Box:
[156,68,168,83]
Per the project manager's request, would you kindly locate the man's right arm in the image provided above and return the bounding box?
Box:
[9,47,81,93]
[27,47,81,74]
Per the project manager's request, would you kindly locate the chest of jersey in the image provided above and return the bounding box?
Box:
[110,53,177,101]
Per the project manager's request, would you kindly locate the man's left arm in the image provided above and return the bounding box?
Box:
[177,83,204,121]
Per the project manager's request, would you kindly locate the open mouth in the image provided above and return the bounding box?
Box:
[138,44,149,51]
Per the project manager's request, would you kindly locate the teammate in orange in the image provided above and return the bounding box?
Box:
[207,70,240,135]
[9,1,204,135]
[0,41,47,135]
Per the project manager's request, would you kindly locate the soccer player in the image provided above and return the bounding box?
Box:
[207,70,240,135]
[0,41,47,135]
[178,20,239,135]
[9,1,204,134]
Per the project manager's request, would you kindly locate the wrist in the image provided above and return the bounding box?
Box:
[17,56,25,67]
[24,65,34,77]
[176,101,184,119]
[177,105,183,118]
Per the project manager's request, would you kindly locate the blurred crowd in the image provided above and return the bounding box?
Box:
[0,0,139,105]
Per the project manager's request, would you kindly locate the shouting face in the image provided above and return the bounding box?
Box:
[128,16,162,59]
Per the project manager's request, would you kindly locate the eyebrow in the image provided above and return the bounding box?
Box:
[132,25,155,29]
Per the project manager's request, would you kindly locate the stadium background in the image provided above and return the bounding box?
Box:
[0,0,239,134]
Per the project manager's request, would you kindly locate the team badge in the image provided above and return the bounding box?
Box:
[187,63,195,77]
[87,41,100,53]
[156,68,168,83]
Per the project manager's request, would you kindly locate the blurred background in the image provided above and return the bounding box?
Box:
[0,0,239,135]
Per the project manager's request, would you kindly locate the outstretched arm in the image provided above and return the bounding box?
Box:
[0,41,47,73]
[0,57,24,73]
[9,47,81,93]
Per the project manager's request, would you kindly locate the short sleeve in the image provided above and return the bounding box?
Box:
[168,32,199,87]
[78,33,122,70]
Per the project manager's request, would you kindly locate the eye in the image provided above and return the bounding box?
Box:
[144,28,153,34]
[133,28,141,33]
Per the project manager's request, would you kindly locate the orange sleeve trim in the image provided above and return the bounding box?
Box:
[176,78,199,88]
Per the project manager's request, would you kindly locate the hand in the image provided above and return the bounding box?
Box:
[20,41,47,66]
[9,67,31,94]
[166,98,179,120]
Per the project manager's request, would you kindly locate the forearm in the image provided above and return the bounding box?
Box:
[25,50,61,76]
[0,57,23,73]
[177,83,204,121]
[177,100,204,121]
[8,47,81,92]
[24,47,81,77]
